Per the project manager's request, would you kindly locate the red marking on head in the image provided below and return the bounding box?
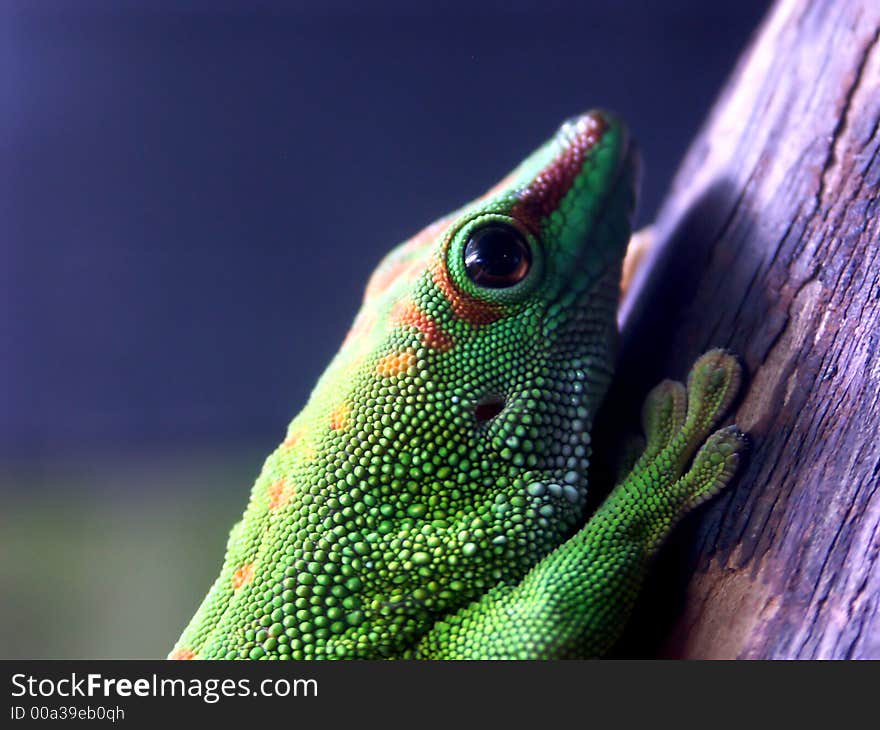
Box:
[511,114,607,231]
[268,478,295,511]
[390,299,454,351]
[431,255,505,326]
[169,648,196,660]
[232,563,255,590]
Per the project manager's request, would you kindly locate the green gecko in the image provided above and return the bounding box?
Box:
[170,111,745,660]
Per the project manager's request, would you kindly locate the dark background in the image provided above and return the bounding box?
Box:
[1,0,770,658]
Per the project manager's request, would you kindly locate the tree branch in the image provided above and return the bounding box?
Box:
[606,0,880,659]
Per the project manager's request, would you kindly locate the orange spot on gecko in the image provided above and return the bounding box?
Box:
[232,563,255,590]
[376,347,417,377]
[169,648,196,660]
[390,299,454,352]
[431,255,504,325]
[267,478,295,511]
[330,401,351,431]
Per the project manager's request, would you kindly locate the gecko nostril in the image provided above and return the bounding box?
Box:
[474,396,506,423]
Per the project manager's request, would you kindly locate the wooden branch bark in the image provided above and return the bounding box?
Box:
[604,0,880,658]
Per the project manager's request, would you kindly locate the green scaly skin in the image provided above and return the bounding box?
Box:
[170,111,745,660]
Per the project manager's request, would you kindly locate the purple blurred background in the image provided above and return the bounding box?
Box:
[1,0,770,657]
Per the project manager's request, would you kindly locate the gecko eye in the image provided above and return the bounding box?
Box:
[463,223,532,288]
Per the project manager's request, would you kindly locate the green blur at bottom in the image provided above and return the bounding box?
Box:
[0,449,261,659]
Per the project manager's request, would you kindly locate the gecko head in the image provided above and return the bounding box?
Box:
[434,109,638,332]
[409,109,639,432]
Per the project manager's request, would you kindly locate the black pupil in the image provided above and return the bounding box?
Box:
[463,224,532,288]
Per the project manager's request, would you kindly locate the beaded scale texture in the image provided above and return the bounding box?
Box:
[171,111,745,660]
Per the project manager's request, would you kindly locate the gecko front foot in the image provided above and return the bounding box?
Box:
[412,350,746,659]
[627,348,746,541]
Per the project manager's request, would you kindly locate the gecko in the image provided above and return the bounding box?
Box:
[170,110,745,659]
